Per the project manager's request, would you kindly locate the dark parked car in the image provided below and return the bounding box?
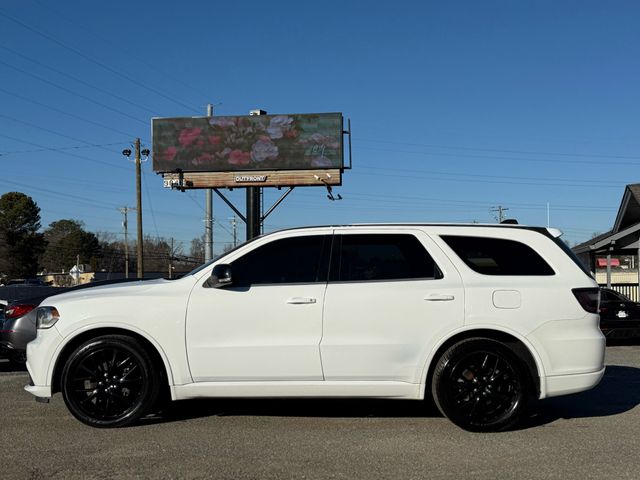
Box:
[599,288,640,340]
[0,278,142,366]
[0,302,37,365]
[3,278,48,286]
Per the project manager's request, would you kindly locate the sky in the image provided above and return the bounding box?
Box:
[1,0,639,257]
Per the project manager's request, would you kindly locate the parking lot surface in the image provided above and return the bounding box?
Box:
[1,344,639,480]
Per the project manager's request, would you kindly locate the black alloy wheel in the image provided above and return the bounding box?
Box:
[61,335,160,428]
[432,338,528,432]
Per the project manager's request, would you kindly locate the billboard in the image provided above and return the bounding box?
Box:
[152,112,343,174]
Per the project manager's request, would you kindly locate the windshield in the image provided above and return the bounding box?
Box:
[185,235,264,277]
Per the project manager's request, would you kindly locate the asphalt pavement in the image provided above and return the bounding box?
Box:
[1,344,639,480]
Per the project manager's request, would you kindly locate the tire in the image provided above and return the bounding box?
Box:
[9,350,27,366]
[61,335,160,428]
[431,338,529,432]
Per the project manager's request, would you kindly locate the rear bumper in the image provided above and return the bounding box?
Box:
[526,313,606,398]
[544,367,606,398]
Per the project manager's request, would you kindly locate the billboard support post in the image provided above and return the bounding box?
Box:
[246,186,261,241]
[245,108,266,240]
[204,104,214,262]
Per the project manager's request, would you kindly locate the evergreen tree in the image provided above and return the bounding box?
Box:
[40,219,101,273]
[0,192,46,278]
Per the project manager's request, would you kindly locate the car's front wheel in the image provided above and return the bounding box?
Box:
[431,338,529,432]
[61,335,160,428]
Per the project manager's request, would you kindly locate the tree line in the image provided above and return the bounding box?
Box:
[0,192,206,281]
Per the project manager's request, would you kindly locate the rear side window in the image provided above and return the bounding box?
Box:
[331,234,443,282]
[441,235,555,276]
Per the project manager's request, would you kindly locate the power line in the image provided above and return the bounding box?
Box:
[358,138,640,161]
[141,163,160,239]
[185,191,236,238]
[0,178,123,211]
[29,0,214,104]
[0,59,150,126]
[0,87,144,140]
[0,140,123,156]
[358,165,626,187]
[491,205,510,223]
[0,8,201,113]
[295,190,614,212]
[0,45,162,116]
[356,145,640,167]
[353,169,625,189]
[0,130,128,170]
[0,113,145,165]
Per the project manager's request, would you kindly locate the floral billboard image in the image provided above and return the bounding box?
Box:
[152,112,343,173]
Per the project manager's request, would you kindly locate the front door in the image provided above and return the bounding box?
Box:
[186,233,331,382]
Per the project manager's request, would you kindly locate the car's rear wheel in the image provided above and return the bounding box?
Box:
[431,338,528,432]
[61,335,160,428]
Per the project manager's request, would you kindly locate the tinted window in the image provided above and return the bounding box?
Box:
[601,290,628,302]
[331,234,442,282]
[441,235,555,276]
[231,235,329,286]
[552,236,593,279]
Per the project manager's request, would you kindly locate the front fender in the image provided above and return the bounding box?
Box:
[47,321,183,392]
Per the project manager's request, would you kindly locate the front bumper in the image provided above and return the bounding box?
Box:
[24,383,52,399]
[24,326,64,401]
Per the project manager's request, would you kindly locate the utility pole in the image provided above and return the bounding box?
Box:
[230,216,238,247]
[122,141,148,279]
[118,207,135,278]
[491,205,509,223]
[168,237,174,279]
[135,138,144,278]
[205,104,214,262]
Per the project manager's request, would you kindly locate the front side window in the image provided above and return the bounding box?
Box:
[230,235,330,286]
[331,234,442,282]
[441,235,555,276]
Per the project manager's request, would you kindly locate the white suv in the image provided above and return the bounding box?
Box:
[25,224,605,431]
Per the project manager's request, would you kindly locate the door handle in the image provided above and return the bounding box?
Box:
[286,297,317,304]
[425,294,455,302]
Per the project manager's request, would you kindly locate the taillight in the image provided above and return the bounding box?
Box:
[572,288,600,313]
[4,304,36,320]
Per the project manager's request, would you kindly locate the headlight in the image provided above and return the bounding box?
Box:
[36,307,60,329]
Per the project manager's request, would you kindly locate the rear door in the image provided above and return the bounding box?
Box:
[320,229,464,383]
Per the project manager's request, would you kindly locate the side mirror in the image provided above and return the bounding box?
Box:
[207,264,233,288]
